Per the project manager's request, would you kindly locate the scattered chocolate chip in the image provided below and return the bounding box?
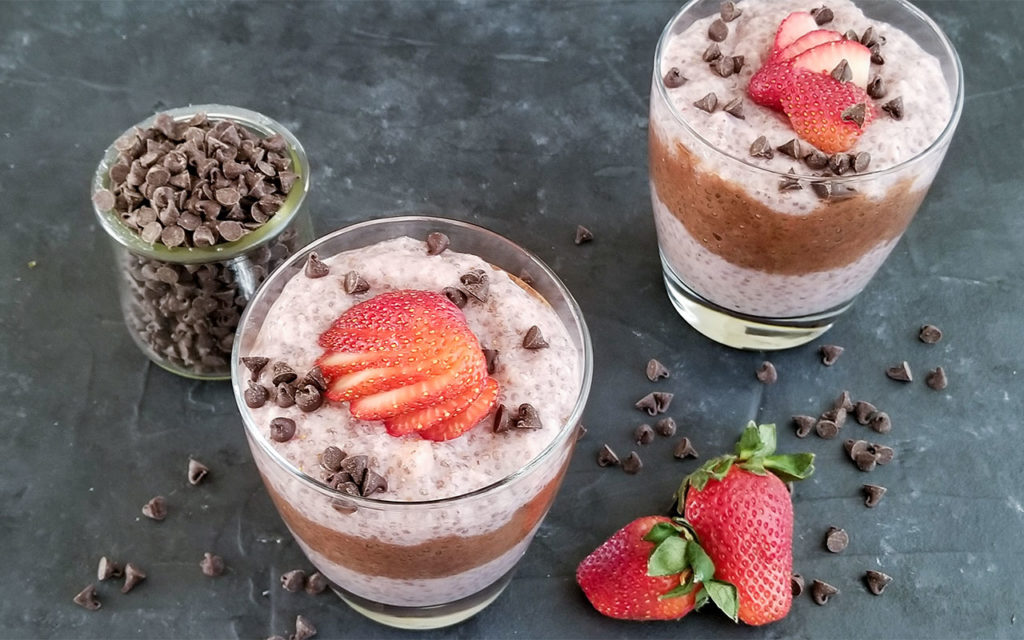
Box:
[663,67,687,89]
[919,324,943,344]
[522,325,549,349]
[305,572,328,595]
[816,419,840,439]
[343,270,370,295]
[597,444,620,467]
[925,366,948,390]
[281,569,306,593]
[833,391,854,412]
[200,552,225,577]
[864,484,887,508]
[321,446,346,472]
[693,92,718,113]
[792,573,806,596]
[702,42,722,62]
[847,439,869,460]
[719,1,742,22]
[122,563,146,593]
[340,455,368,485]
[241,356,270,380]
[271,361,298,385]
[886,361,913,382]
[793,415,816,438]
[841,102,868,127]
[820,344,844,366]
[635,391,673,415]
[830,59,852,83]
[756,361,778,384]
[712,55,735,78]
[459,269,490,301]
[622,451,643,474]
[443,286,468,308]
[811,5,834,25]
[867,75,887,99]
[516,403,544,429]
[853,151,872,173]
[750,135,774,159]
[576,423,588,441]
[187,458,210,485]
[361,470,388,496]
[864,570,892,595]
[634,423,655,445]
[723,97,745,119]
[873,443,894,466]
[881,96,904,120]
[304,252,329,278]
[493,404,514,433]
[646,358,670,381]
[708,18,728,42]
[73,584,101,611]
[829,152,853,176]
[854,401,878,425]
[295,384,323,412]
[142,496,167,521]
[811,579,839,605]
[269,417,297,442]
[483,348,499,374]
[303,366,327,392]
[574,224,594,245]
[294,615,317,640]
[97,557,122,581]
[855,450,878,472]
[655,416,677,437]
[825,526,850,553]
[275,382,296,408]
[673,437,699,460]
[805,148,830,170]
[426,231,450,255]
[779,169,802,192]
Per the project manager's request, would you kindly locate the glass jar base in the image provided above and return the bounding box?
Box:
[661,258,846,351]
[330,568,515,630]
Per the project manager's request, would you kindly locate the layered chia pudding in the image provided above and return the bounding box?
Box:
[232,217,591,628]
[649,0,962,348]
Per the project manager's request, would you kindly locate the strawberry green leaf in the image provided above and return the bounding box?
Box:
[693,584,710,610]
[739,455,767,476]
[682,455,736,496]
[703,579,739,622]
[643,521,683,545]
[685,540,716,585]
[763,452,816,482]
[735,422,777,460]
[648,536,689,577]
[658,584,691,600]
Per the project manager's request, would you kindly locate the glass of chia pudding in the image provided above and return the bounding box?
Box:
[649,0,963,349]
[232,216,593,629]
[92,104,312,379]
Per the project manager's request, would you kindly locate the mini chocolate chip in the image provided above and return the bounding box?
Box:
[426,231,450,255]
[712,55,735,78]
[122,563,146,593]
[93,188,116,211]
[187,458,209,486]
[294,615,317,640]
[847,439,869,460]
[493,404,513,433]
[693,92,718,113]
[811,5,834,25]
[779,170,802,192]
[841,102,868,127]
[646,358,670,381]
[777,138,805,159]
[200,552,225,577]
[873,443,894,466]
[523,325,549,349]
[854,401,878,425]
[340,455,368,485]
[280,569,306,593]
[634,423,655,445]
[830,59,852,83]
[702,42,722,62]
[271,361,298,385]
[443,286,468,308]
[576,423,588,441]
[270,417,296,442]
[663,67,687,88]
[825,526,850,553]
[73,584,101,611]
[142,496,167,521]
[811,580,839,605]
[805,148,829,170]
[886,361,913,382]
[459,269,490,301]
[926,366,948,390]
[867,75,887,99]
[275,382,296,408]
[860,26,878,47]
[864,484,887,508]
[295,384,323,412]
[335,481,361,497]
[723,97,744,119]
[919,324,943,344]
[719,1,742,22]
[304,252,329,278]
[855,450,878,472]
[820,344,844,366]
[882,96,904,120]
[792,573,806,596]
[853,151,872,173]
[241,356,270,380]
[830,152,853,175]
[732,55,745,72]
[708,18,728,41]
[816,419,840,439]
[844,29,859,42]
[622,451,643,474]
[343,270,370,295]
[756,361,778,384]
[822,407,847,429]
[483,348,499,374]
[655,416,677,437]
[303,366,327,392]
[305,572,328,595]
[812,180,857,201]
[750,135,774,159]
[673,437,699,460]
[97,557,122,581]
[245,382,269,408]
[574,224,594,245]
[321,446,346,472]
[833,391,854,412]
[516,403,544,429]
[793,415,816,438]
[597,444,620,467]
[864,570,892,595]
[635,391,673,415]
[870,44,885,64]
[361,470,388,496]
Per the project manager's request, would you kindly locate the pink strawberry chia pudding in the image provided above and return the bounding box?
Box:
[238,235,584,608]
[650,0,958,318]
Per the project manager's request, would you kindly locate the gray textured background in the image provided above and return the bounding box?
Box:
[1,1,1022,638]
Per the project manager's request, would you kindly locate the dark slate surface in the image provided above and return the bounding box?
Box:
[1,1,1022,638]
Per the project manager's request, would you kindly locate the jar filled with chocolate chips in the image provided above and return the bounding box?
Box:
[91,105,313,379]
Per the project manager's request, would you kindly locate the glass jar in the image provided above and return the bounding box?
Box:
[92,104,313,379]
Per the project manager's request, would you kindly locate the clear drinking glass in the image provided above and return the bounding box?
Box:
[92,104,312,379]
[231,216,593,629]
[649,0,963,349]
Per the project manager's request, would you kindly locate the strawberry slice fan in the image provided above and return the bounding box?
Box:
[315,289,497,442]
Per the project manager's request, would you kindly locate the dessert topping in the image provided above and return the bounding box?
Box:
[426,231,450,255]
[442,285,468,308]
[810,5,834,26]
[719,1,742,23]
[702,42,721,62]
[522,325,549,349]
[304,252,329,279]
[244,381,269,408]
[693,92,719,113]
[778,170,802,192]
[867,75,887,99]
[749,135,774,159]
[708,18,729,42]
[269,417,296,442]
[723,96,745,119]
[663,67,687,89]
[459,268,490,301]
[881,96,905,120]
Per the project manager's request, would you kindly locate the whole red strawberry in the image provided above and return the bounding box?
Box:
[677,423,814,626]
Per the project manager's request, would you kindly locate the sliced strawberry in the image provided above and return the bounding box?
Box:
[777,29,842,61]
[780,68,877,154]
[325,366,426,403]
[383,379,486,436]
[748,61,795,110]
[769,11,818,60]
[791,39,871,88]
[347,355,486,421]
[317,349,416,377]
[416,376,499,441]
